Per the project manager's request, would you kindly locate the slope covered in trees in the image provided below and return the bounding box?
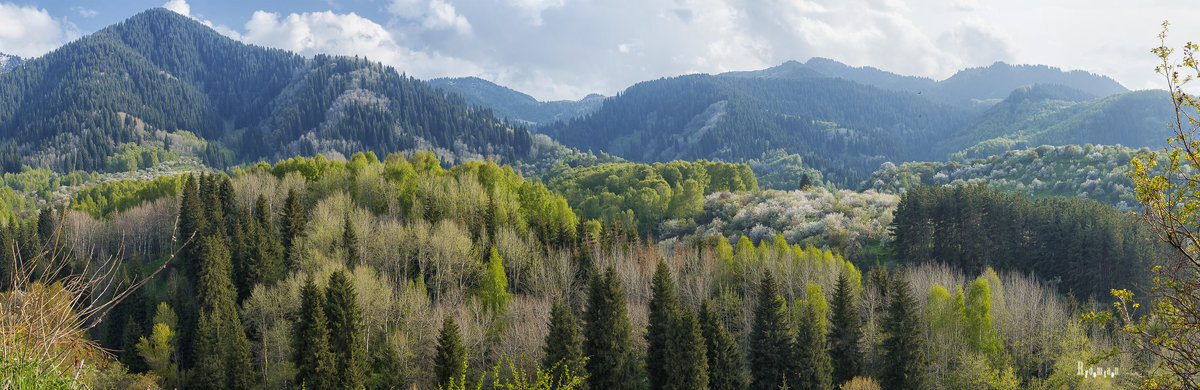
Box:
[427,77,606,126]
[0,8,547,173]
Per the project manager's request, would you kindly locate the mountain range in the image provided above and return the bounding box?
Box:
[0,8,1176,189]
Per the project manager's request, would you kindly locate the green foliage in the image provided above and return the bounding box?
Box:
[646,262,679,390]
[189,235,254,389]
[71,174,183,218]
[478,247,512,314]
[326,269,366,390]
[0,358,78,390]
[106,143,178,172]
[136,303,178,388]
[583,267,640,390]
[294,275,337,390]
[829,272,863,385]
[748,274,794,390]
[664,308,709,390]
[543,299,585,388]
[435,316,468,390]
[699,302,746,390]
[792,283,833,390]
[880,274,926,390]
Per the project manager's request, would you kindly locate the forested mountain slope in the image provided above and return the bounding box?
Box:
[0,8,546,173]
[0,53,21,73]
[427,77,605,126]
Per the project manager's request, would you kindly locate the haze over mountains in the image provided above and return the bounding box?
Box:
[0,7,1176,188]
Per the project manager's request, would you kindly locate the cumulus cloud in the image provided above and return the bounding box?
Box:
[240,10,481,78]
[0,3,79,57]
[70,6,97,18]
[388,0,471,35]
[163,0,190,17]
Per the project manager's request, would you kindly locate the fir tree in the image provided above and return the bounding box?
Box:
[434,316,467,389]
[583,267,640,390]
[699,302,746,390]
[646,262,679,390]
[189,236,254,389]
[748,274,794,390]
[294,275,336,390]
[178,174,206,280]
[543,299,585,388]
[369,332,405,390]
[792,284,832,390]
[253,194,284,283]
[881,274,926,390]
[326,270,366,389]
[342,216,359,266]
[280,188,307,269]
[664,308,709,390]
[829,272,863,386]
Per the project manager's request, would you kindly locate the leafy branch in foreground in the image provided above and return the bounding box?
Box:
[1117,21,1200,389]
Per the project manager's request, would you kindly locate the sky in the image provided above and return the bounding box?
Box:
[0,0,1197,101]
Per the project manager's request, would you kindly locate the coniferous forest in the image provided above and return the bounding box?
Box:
[3,5,1199,390]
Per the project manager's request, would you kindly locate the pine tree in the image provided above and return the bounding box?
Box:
[280,188,307,269]
[664,308,709,390]
[369,332,405,390]
[829,272,863,386]
[189,236,254,389]
[253,194,285,283]
[583,267,640,390]
[342,216,359,266]
[699,302,746,390]
[646,262,679,390]
[434,316,468,389]
[880,274,926,390]
[326,270,366,389]
[748,274,794,390]
[294,275,337,390]
[178,174,207,280]
[543,299,585,388]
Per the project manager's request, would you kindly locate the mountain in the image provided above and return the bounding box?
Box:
[427,77,605,126]
[542,74,973,185]
[949,85,1174,158]
[0,9,545,173]
[721,58,1128,106]
[0,53,21,73]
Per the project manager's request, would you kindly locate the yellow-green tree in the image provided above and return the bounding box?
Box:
[1120,21,1200,389]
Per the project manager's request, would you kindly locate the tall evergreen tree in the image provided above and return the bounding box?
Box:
[294,275,337,390]
[368,332,405,390]
[326,270,366,390]
[829,272,863,386]
[543,299,585,388]
[189,236,254,389]
[748,274,794,390]
[280,188,307,269]
[178,174,206,279]
[792,284,832,390]
[253,194,284,283]
[342,216,359,266]
[699,302,746,390]
[880,273,926,390]
[583,267,640,390]
[646,262,679,390]
[434,316,468,389]
[664,308,709,390]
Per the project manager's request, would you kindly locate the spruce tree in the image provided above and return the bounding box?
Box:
[699,302,746,390]
[294,275,336,390]
[189,236,254,389]
[748,274,794,390]
[583,267,639,390]
[326,270,366,390]
[646,262,679,390]
[178,174,206,280]
[829,272,863,386]
[434,316,468,389]
[253,194,285,283]
[342,216,359,266]
[280,188,307,269]
[792,284,832,390]
[664,308,709,390]
[543,299,585,388]
[880,274,926,390]
[369,332,405,390]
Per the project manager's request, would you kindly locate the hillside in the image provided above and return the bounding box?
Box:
[0,53,21,73]
[542,74,972,185]
[427,77,605,126]
[0,9,547,173]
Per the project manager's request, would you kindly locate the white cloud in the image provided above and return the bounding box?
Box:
[0,3,79,57]
[70,6,97,18]
[163,0,190,17]
[388,0,471,35]
[240,10,482,78]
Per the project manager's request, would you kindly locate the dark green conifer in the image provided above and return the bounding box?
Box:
[543,299,585,388]
[793,293,832,390]
[294,275,336,390]
[280,188,307,269]
[748,274,794,390]
[326,270,365,390]
[368,332,405,390]
[646,262,679,390]
[434,316,467,389]
[881,273,926,390]
[699,302,746,390]
[189,236,254,389]
[829,272,863,386]
[664,308,709,390]
[583,267,639,390]
[342,216,359,266]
